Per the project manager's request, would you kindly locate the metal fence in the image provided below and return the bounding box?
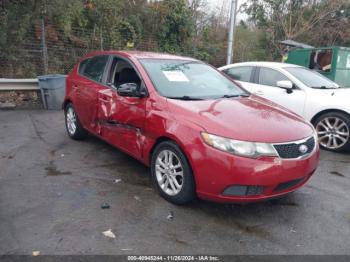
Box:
[0,21,227,78]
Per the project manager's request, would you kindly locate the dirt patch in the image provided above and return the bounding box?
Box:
[175,238,189,246]
[330,171,345,177]
[232,220,271,239]
[45,161,72,176]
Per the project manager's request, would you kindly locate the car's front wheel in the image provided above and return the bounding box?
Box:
[314,112,350,152]
[151,141,196,205]
[64,103,87,140]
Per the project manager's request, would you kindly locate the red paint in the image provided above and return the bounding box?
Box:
[65,51,320,203]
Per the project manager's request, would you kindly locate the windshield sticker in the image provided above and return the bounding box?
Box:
[163,70,189,82]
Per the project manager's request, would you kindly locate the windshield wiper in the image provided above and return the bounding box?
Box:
[166,96,204,101]
[219,93,250,98]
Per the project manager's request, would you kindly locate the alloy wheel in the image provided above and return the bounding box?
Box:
[316,117,350,150]
[155,150,184,196]
[66,107,77,135]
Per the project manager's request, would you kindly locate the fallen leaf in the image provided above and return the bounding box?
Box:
[134,196,141,201]
[103,229,116,239]
[167,211,174,220]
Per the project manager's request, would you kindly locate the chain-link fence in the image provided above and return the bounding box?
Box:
[0,21,227,78]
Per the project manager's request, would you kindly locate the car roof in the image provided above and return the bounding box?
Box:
[219,61,303,70]
[84,50,198,61]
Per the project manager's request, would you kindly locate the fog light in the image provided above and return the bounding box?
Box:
[223,185,247,196]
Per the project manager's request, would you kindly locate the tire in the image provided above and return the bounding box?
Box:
[151,141,196,205]
[64,103,88,140]
[313,111,350,152]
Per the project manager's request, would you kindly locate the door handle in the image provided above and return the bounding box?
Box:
[99,96,111,102]
[107,119,118,125]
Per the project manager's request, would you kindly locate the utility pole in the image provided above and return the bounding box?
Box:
[226,0,237,65]
[100,30,104,51]
[41,1,48,74]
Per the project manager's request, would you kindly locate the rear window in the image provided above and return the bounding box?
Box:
[79,55,109,83]
[224,66,253,82]
[78,58,90,75]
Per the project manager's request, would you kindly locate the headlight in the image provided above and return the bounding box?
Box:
[201,132,278,158]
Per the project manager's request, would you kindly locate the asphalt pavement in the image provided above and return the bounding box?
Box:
[0,110,349,255]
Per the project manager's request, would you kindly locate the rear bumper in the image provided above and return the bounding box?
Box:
[190,143,320,203]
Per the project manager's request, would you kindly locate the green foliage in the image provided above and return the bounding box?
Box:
[233,25,268,62]
[4,0,348,77]
[157,0,194,54]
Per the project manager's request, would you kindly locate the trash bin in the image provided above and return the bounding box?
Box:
[37,74,66,110]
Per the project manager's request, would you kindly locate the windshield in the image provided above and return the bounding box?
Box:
[140,59,248,99]
[285,67,339,89]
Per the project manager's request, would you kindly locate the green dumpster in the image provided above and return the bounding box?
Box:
[286,46,350,87]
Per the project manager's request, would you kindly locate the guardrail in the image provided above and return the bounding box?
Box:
[0,78,39,91]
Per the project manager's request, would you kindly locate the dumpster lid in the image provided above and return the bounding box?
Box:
[279,40,314,49]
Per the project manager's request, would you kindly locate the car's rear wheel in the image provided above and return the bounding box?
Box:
[64,103,87,140]
[151,141,196,205]
[314,112,350,152]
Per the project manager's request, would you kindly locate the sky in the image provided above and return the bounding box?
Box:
[207,0,248,21]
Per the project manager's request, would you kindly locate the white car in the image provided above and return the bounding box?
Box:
[219,62,350,152]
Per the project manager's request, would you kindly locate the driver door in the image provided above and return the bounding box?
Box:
[97,56,148,159]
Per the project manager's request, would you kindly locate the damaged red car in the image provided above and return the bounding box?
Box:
[64,51,320,204]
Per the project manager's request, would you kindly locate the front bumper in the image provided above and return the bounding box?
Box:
[190,142,320,203]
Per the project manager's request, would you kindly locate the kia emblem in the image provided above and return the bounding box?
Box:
[299,144,308,154]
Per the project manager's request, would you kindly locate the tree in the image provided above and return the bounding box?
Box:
[246,0,348,59]
[233,23,268,62]
[157,0,195,53]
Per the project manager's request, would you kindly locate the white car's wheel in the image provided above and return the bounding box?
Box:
[314,112,350,152]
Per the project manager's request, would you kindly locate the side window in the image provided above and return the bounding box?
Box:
[78,58,90,75]
[81,55,109,83]
[224,66,253,82]
[258,67,288,87]
[109,57,141,87]
[107,56,148,96]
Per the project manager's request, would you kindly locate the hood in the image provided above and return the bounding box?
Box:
[321,88,350,102]
[167,95,314,143]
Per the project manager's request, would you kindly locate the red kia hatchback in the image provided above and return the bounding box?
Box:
[64,51,320,204]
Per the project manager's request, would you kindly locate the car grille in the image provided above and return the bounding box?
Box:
[273,136,315,159]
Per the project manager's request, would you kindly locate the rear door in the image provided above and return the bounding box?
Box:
[255,67,306,116]
[74,55,110,131]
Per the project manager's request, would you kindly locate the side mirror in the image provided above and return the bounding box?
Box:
[117,83,142,97]
[277,80,293,93]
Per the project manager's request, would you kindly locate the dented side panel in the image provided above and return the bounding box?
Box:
[96,88,147,160]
